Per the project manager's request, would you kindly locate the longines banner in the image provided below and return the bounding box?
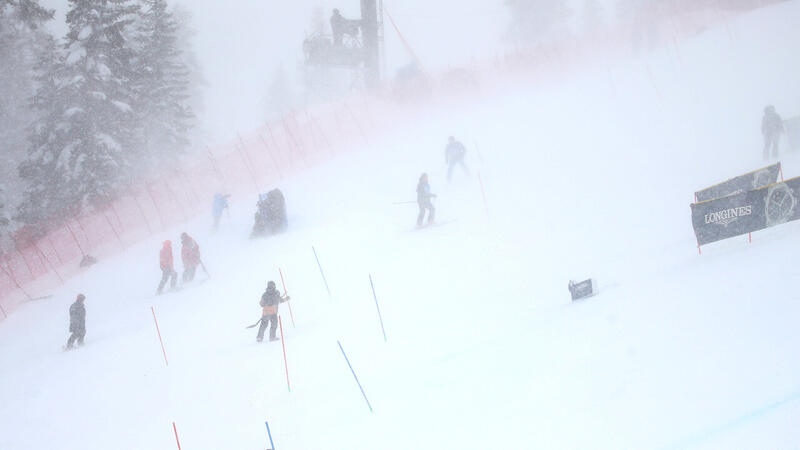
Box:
[694,163,781,203]
[691,176,800,245]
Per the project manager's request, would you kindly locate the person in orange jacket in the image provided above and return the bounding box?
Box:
[180,232,201,282]
[157,241,178,294]
[257,281,290,342]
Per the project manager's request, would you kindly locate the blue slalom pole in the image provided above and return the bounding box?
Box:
[369,274,387,342]
[265,421,275,450]
[312,246,332,298]
[337,340,373,413]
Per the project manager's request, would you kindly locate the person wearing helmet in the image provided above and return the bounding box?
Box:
[445,136,469,182]
[65,294,86,349]
[416,173,436,228]
[257,281,290,342]
[762,105,784,159]
[180,232,201,282]
[157,240,177,294]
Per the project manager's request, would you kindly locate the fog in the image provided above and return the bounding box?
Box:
[36,0,613,141]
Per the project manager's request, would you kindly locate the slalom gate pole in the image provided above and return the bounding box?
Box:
[265,421,275,450]
[279,316,291,392]
[151,306,169,366]
[172,422,182,450]
[478,172,490,219]
[279,268,295,327]
[312,246,332,298]
[337,340,373,413]
[369,274,387,342]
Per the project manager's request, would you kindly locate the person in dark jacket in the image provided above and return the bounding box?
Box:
[180,232,201,282]
[763,105,784,159]
[65,294,86,349]
[257,281,290,342]
[445,136,469,182]
[416,173,436,228]
[157,240,177,295]
[330,8,359,46]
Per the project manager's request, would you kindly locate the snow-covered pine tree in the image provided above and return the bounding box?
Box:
[0,0,54,233]
[504,0,572,45]
[134,0,193,173]
[18,0,141,233]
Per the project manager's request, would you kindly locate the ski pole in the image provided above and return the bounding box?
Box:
[199,258,209,276]
[172,422,182,450]
[265,421,275,450]
[369,274,387,342]
[279,316,290,392]
[337,340,373,412]
[151,306,169,367]
[245,317,263,329]
[312,246,332,298]
[392,201,417,205]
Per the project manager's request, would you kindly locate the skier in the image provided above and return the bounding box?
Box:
[257,281,290,342]
[180,232,201,282]
[762,105,785,159]
[64,294,86,349]
[416,173,437,228]
[212,193,230,231]
[157,240,177,294]
[445,136,468,182]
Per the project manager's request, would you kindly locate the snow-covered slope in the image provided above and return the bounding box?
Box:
[3,2,800,449]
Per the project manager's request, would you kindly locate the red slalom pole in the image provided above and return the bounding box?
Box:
[279,316,291,392]
[279,268,295,328]
[151,306,169,366]
[172,422,182,450]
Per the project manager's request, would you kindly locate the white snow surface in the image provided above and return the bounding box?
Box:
[3,2,800,449]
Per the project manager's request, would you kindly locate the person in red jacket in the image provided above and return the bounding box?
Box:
[157,240,177,294]
[180,232,201,282]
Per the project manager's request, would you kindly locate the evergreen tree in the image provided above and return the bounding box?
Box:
[504,0,572,44]
[171,4,204,129]
[0,186,8,227]
[134,0,193,173]
[0,0,54,233]
[18,0,140,232]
